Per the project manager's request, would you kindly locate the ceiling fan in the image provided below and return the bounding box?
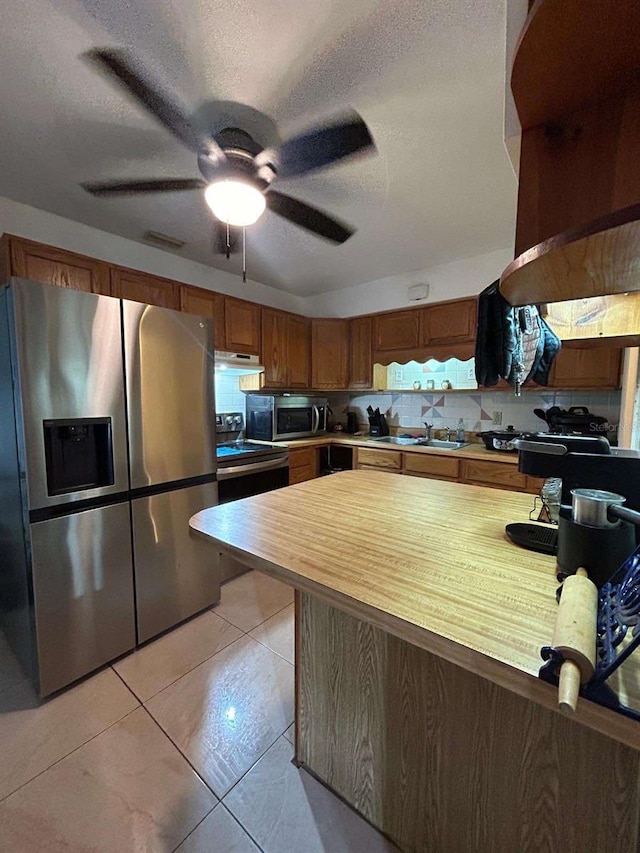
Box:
[82,49,376,256]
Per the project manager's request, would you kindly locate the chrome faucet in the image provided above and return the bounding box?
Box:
[424,422,433,440]
[444,426,455,442]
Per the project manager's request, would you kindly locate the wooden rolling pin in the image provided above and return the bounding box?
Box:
[551,567,598,715]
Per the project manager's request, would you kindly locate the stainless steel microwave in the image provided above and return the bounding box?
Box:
[245,395,328,441]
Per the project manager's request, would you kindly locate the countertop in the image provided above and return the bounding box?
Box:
[191,471,640,748]
[277,434,521,464]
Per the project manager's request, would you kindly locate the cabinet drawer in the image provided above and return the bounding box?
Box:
[356,448,402,469]
[356,463,401,473]
[289,465,316,484]
[288,447,318,471]
[461,459,528,491]
[403,453,460,480]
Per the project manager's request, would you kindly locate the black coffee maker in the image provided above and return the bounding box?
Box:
[511,434,640,586]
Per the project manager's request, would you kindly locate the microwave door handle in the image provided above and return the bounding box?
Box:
[312,405,320,434]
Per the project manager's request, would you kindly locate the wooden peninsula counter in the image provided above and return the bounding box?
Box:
[190,471,640,853]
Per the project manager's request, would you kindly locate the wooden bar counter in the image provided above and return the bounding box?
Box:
[190,471,640,853]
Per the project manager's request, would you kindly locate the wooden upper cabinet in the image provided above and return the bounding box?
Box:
[224,296,260,355]
[110,267,180,309]
[3,235,111,295]
[421,298,477,345]
[349,315,373,389]
[287,314,310,388]
[373,310,420,351]
[261,308,288,387]
[549,346,622,388]
[179,285,225,350]
[311,319,348,389]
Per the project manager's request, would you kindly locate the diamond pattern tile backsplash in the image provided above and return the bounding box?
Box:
[328,388,622,438]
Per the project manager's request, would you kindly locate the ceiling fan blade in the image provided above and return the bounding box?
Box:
[260,112,374,179]
[266,190,355,243]
[86,49,214,155]
[82,178,206,197]
[212,222,241,256]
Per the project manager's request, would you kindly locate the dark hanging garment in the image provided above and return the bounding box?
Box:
[475,281,561,388]
[474,280,516,387]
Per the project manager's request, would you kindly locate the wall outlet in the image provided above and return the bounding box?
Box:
[395,370,403,381]
[493,411,503,425]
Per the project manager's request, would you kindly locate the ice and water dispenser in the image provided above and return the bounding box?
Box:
[43,417,115,495]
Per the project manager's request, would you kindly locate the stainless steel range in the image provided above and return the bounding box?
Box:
[215,412,289,581]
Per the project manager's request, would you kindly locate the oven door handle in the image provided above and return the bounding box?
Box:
[217,456,289,481]
[312,405,320,434]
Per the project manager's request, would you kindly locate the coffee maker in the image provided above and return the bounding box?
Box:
[509,433,640,586]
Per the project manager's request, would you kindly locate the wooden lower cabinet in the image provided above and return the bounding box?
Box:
[354,445,534,493]
[355,447,402,470]
[110,267,180,309]
[403,453,459,480]
[2,234,111,295]
[288,447,319,485]
[460,459,529,491]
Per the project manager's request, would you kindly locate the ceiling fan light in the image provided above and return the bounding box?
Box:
[204,180,266,226]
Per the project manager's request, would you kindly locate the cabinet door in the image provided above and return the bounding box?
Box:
[180,285,225,349]
[287,315,311,388]
[224,296,261,355]
[262,308,288,387]
[373,310,420,351]
[550,346,622,388]
[4,235,111,295]
[110,268,180,309]
[349,316,372,389]
[421,298,477,345]
[311,319,349,389]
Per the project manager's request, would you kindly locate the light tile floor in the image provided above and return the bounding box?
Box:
[0,571,398,852]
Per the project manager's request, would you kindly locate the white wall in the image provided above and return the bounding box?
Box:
[0,196,304,313]
[0,196,512,320]
[300,247,513,317]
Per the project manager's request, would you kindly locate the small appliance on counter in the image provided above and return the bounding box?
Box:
[506,433,640,583]
[533,405,612,439]
[367,406,389,437]
[345,411,359,434]
[477,426,523,452]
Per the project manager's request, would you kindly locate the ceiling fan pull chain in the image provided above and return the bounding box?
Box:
[226,222,231,260]
[242,226,247,283]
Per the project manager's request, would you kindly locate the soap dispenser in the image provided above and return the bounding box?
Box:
[456,418,465,442]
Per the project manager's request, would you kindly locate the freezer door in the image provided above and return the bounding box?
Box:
[132,481,220,642]
[123,301,216,489]
[30,503,136,696]
[9,279,128,510]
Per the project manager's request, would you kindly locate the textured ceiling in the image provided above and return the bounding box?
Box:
[0,0,517,295]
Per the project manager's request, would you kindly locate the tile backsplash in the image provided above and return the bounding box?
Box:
[214,371,246,415]
[328,388,622,437]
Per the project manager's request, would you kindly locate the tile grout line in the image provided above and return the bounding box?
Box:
[138,705,220,803]
[219,802,267,853]
[220,727,293,804]
[0,677,141,805]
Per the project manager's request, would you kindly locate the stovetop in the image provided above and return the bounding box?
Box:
[216,440,288,466]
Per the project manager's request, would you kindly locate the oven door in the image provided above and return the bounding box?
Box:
[217,456,289,503]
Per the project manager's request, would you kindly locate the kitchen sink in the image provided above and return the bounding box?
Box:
[369,436,468,449]
[417,439,468,449]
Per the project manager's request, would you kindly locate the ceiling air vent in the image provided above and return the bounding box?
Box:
[143,230,186,250]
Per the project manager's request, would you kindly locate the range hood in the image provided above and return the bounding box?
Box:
[214,351,265,376]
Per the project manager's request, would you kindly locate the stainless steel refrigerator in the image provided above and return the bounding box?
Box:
[0,278,219,696]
